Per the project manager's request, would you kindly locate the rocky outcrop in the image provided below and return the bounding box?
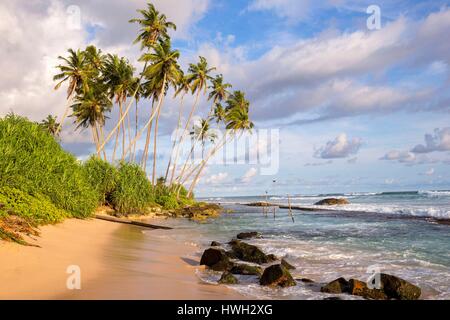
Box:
[321,274,421,300]
[175,203,222,221]
[218,271,239,284]
[260,264,296,287]
[237,231,261,240]
[314,198,349,205]
[230,263,263,276]
[246,202,273,207]
[379,273,421,300]
[320,277,349,294]
[200,248,233,271]
[229,240,276,264]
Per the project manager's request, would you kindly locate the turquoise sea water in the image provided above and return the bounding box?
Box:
[157,191,450,299]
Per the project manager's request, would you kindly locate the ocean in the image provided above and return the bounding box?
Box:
[151,190,450,299]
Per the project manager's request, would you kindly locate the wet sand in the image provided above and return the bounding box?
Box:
[0,218,243,300]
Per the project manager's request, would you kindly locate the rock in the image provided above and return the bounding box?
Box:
[281,258,296,270]
[323,297,342,300]
[297,278,315,284]
[260,264,297,287]
[230,263,263,276]
[267,254,278,261]
[314,198,349,206]
[348,279,387,300]
[246,202,272,207]
[218,272,238,284]
[200,248,233,271]
[320,277,349,294]
[229,240,276,264]
[237,231,261,240]
[210,241,221,247]
[379,273,421,300]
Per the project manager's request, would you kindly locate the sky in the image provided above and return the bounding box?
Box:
[1,0,450,197]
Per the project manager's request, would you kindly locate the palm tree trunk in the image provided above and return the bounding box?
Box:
[55,94,73,135]
[142,98,155,171]
[112,101,122,162]
[120,103,126,160]
[91,124,101,158]
[131,99,138,162]
[152,103,163,185]
[165,95,185,184]
[99,124,108,161]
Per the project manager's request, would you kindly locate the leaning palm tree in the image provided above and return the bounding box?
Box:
[186,91,254,197]
[129,3,176,49]
[53,49,87,135]
[208,74,231,105]
[70,85,112,159]
[174,57,215,184]
[40,115,60,138]
[125,38,182,184]
[191,118,217,159]
[103,54,135,161]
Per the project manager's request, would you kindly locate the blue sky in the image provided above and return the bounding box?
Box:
[1,0,450,197]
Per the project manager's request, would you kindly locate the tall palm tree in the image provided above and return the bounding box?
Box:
[213,103,226,124]
[191,118,217,159]
[208,74,231,105]
[129,3,176,49]
[186,91,254,197]
[166,74,191,184]
[70,85,112,159]
[174,57,215,184]
[103,54,135,161]
[40,115,60,138]
[128,38,181,184]
[53,49,87,135]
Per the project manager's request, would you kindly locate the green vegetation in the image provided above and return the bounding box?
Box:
[83,156,118,205]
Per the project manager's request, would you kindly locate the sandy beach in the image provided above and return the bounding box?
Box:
[0,218,243,300]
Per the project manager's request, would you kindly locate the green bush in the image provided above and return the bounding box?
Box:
[155,195,179,209]
[83,156,118,205]
[0,114,98,218]
[0,187,69,225]
[111,162,154,214]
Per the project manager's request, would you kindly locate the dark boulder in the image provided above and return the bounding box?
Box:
[218,272,238,284]
[379,273,421,300]
[237,231,261,240]
[260,264,296,287]
[200,248,233,271]
[210,241,221,247]
[230,263,263,276]
[267,254,278,261]
[229,240,276,264]
[246,202,272,207]
[320,277,349,294]
[314,198,349,205]
[281,258,296,270]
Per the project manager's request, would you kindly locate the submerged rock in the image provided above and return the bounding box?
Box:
[230,263,263,276]
[320,277,349,294]
[200,248,233,271]
[260,264,296,287]
[246,202,273,207]
[237,231,261,240]
[218,271,238,284]
[210,241,221,247]
[229,240,276,264]
[379,273,421,300]
[281,258,296,270]
[314,198,349,205]
[348,279,387,300]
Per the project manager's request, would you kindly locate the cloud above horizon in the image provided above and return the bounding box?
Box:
[315,133,362,159]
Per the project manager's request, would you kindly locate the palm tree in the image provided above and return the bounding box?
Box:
[208,74,231,105]
[103,54,135,161]
[165,74,191,184]
[191,118,217,159]
[71,85,112,159]
[186,91,254,197]
[129,3,176,49]
[127,38,182,184]
[213,103,226,124]
[174,57,215,185]
[40,115,60,138]
[53,49,87,135]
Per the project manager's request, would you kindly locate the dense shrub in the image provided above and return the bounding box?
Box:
[83,156,118,205]
[0,187,68,225]
[111,162,154,214]
[0,114,98,218]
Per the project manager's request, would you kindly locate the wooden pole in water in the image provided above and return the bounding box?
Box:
[264,191,268,217]
[287,194,295,223]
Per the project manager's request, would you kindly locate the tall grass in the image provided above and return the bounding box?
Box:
[111,162,154,214]
[83,156,118,206]
[0,114,98,218]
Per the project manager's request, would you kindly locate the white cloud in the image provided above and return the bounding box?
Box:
[380,150,439,165]
[241,167,258,183]
[424,168,435,176]
[205,172,228,185]
[411,127,450,153]
[315,133,362,159]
